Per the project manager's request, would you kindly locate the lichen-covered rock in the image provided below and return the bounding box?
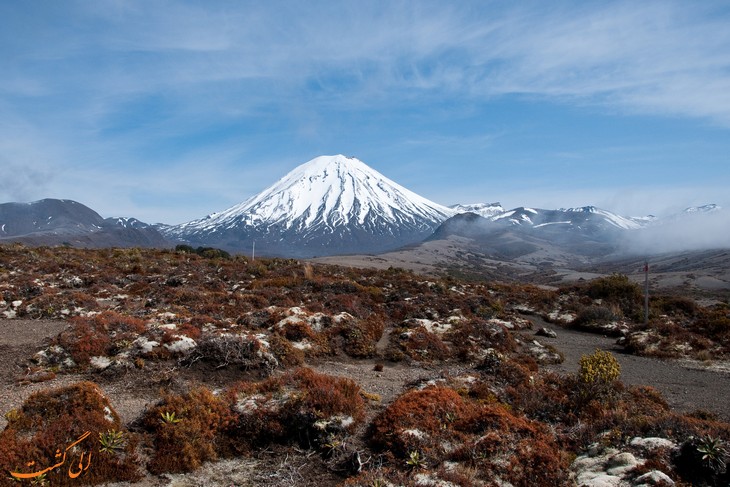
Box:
[163,335,197,354]
[629,437,677,452]
[519,337,563,364]
[571,445,677,487]
[536,327,558,338]
[89,355,112,370]
[634,470,675,486]
[33,345,76,369]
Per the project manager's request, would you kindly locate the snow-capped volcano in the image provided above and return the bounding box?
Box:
[164,155,455,256]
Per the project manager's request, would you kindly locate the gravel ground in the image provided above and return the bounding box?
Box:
[2,317,730,486]
[2,317,729,424]
[0,319,81,429]
[532,317,730,421]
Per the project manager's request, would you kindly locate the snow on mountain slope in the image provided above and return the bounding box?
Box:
[450,202,505,219]
[449,203,650,231]
[561,206,645,230]
[684,204,720,214]
[165,155,456,256]
[201,155,453,229]
[105,217,153,229]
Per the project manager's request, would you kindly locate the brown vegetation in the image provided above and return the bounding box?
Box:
[1,244,729,485]
[0,382,140,486]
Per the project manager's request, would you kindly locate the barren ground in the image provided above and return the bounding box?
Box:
[1,317,729,485]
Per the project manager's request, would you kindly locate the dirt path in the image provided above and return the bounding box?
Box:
[0,319,82,428]
[528,317,730,421]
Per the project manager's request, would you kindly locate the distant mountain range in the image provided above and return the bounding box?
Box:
[0,155,724,260]
[0,199,167,248]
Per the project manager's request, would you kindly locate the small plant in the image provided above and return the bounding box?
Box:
[30,472,48,486]
[4,409,20,422]
[696,435,728,474]
[405,450,426,469]
[160,411,181,424]
[99,429,126,453]
[578,349,621,386]
[321,435,342,457]
[676,435,729,485]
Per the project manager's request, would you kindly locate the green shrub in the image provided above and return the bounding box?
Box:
[585,274,643,320]
[574,305,619,325]
[175,244,195,253]
[586,274,641,301]
[578,349,621,386]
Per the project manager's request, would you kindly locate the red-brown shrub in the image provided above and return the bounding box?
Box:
[369,385,569,486]
[336,315,385,358]
[450,405,569,486]
[53,311,146,366]
[225,368,365,452]
[448,319,516,361]
[142,387,234,474]
[0,381,140,486]
[390,327,451,362]
[368,386,477,458]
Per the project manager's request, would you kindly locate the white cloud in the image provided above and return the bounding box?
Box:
[622,210,730,254]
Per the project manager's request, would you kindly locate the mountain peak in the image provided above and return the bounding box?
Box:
[166,155,455,256]
[234,154,453,228]
[563,206,597,213]
[297,154,363,171]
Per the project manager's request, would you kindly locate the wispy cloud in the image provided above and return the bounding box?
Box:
[6,1,729,120]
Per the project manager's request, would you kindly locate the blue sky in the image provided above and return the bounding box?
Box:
[1,1,729,224]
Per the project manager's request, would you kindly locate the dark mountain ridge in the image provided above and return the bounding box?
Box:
[0,199,168,248]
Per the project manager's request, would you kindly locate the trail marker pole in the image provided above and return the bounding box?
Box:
[248,215,255,262]
[644,261,649,325]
